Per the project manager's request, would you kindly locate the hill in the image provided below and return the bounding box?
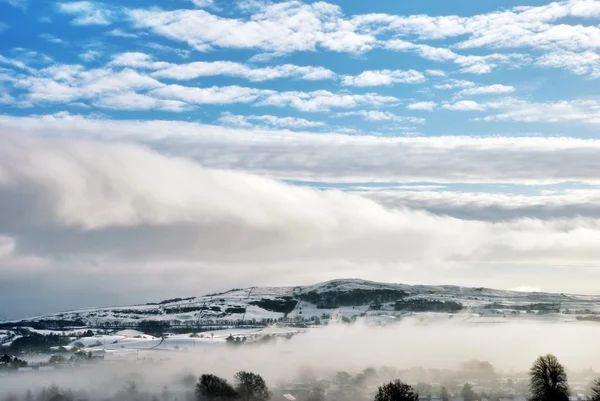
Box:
[5,279,600,332]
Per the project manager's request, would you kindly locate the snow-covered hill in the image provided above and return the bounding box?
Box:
[8,279,600,328]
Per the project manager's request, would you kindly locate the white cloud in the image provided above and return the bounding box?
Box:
[355,0,600,69]
[256,90,399,112]
[384,39,527,74]
[93,92,190,112]
[188,0,214,7]
[110,52,170,69]
[38,33,65,44]
[482,98,600,124]
[129,2,376,54]
[433,79,476,90]
[537,50,600,78]
[458,84,515,97]
[14,66,164,104]
[105,28,138,38]
[426,69,446,77]
[50,0,600,78]
[153,60,335,82]
[3,59,400,112]
[341,70,425,86]
[357,187,600,221]
[0,236,15,259]
[110,53,336,82]
[443,100,485,111]
[0,55,35,73]
[79,50,102,63]
[150,84,262,105]
[0,0,27,10]
[57,1,113,26]
[8,113,600,185]
[336,110,424,124]
[3,133,600,300]
[217,112,325,129]
[406,101,436,111]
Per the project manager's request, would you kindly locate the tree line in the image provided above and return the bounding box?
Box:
[2,354,600,401]
[192,354,600,401]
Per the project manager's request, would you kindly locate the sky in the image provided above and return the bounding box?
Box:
[2,0,600,318]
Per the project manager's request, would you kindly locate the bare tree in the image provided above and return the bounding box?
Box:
[234,371,270,401]
[529,354,570,401]
[196,374,237,401]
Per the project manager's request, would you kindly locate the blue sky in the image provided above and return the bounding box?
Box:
[3,0,600,317]
[2,0,600,140]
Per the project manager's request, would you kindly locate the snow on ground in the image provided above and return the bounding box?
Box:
[63,326,305,355]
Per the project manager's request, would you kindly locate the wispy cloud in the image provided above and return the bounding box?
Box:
[406,101,436,111]
[457,84,515,97]
[217,112,326,129]
[443,100,485,111]
[335,110,424,123]
[341,70,426,86]
[57,1,114,26]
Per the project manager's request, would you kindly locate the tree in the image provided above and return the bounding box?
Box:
[307,387,325,401]
[334,372,352,386]
[196,374,237,401]
[461,383,477,401]
[440,387,450,401]
[374,380,419,401]
[589,378,600,401]
[124,380,139,398]
[181,371,197,389]
[415,383,432,398]
[356,368,379,386]
[235,371,271,401]
[48,355,66,364]
[529,354,570,401]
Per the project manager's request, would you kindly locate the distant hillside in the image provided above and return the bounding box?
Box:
[5,279,600,330]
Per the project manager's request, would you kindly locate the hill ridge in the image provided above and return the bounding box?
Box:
[6,278,600,329]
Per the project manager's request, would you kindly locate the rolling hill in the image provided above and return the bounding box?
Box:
[6,279,600,330]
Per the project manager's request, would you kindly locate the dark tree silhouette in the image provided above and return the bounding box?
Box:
[461,383,477,401]
[234,371,271,401]
[196,374,237,401]
[589,378,600,401]
[440,387,450,401]
[374,380,419,401]
[529,354,570,401]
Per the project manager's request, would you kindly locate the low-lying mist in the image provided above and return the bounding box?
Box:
[2,317,600,398]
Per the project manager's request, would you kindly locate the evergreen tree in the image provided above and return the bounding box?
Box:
[462,383,477,401]
[589,378,600,401]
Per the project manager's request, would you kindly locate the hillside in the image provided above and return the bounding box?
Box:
[6,279,600,330]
